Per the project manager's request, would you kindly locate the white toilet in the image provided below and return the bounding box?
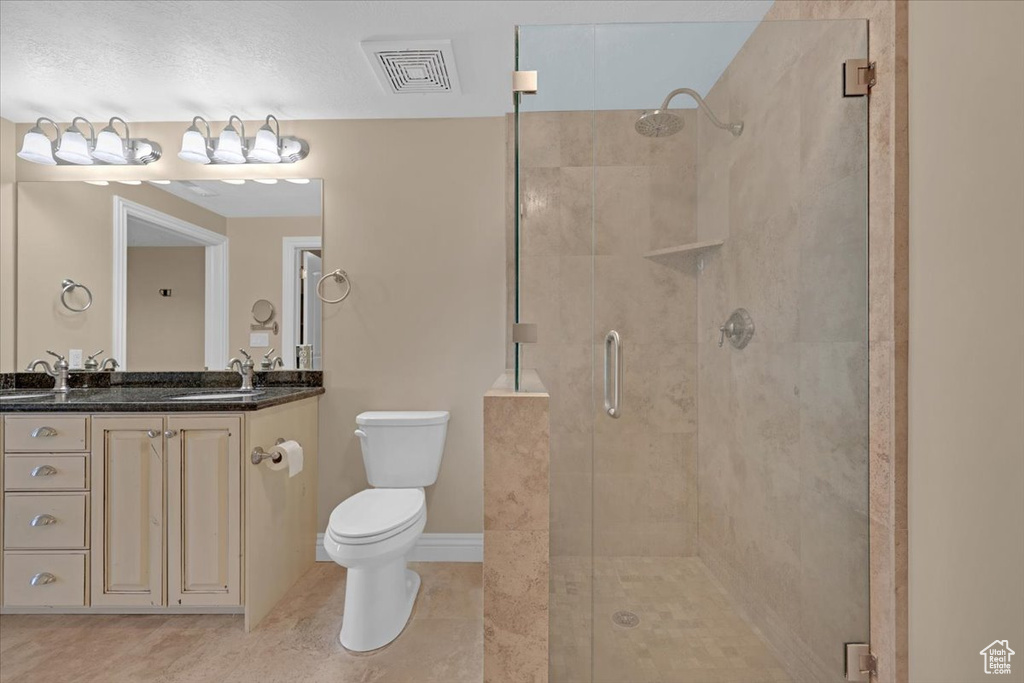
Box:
[323,410,450,652]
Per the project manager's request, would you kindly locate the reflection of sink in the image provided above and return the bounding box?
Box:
[169,391,265,401]
[0,393,52,401]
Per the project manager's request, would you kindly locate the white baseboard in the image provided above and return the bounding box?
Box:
[315,532,482,563]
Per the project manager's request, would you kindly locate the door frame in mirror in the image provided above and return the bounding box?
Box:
[112,196,229,370]
[281,236,322,370]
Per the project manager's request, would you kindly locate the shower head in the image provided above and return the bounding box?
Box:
[635,110,685,138]
[635,87,743,138]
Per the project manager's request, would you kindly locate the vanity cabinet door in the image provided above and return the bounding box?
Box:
[166,416,241,607]
[91,417,165,607]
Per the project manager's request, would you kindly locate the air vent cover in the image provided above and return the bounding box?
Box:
[361,39,461,95]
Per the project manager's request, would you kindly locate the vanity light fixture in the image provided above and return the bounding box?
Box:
[284,178,310,184]
[148,180,172,185]
[17,118,60,165]
[117,180,142,185]
[55,117,96,165]
[17,115,160,166]
[178,114,309,165]
[252,178,278,184]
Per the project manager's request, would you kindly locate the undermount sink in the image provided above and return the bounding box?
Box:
[0,393,53,401]
[169,391,265,401]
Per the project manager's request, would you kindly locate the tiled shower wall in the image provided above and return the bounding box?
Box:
[695,19,870,683]
[516,108,700,560]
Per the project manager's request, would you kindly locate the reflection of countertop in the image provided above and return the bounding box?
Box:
[0,371,324,413]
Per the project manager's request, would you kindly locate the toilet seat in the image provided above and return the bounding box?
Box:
[327,488,426,546]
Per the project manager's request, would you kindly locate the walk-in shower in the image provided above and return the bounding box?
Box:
[635,87,744,138]
[513,17,870,683]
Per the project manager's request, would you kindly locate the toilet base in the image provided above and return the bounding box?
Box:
[339,562,421,652]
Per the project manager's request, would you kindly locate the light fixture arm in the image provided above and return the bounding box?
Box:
[192,115,212,140]
[33,117,60,140]
[659,87,743,136]
[229,114,247,147]
[107,116,130,140]
[70,116,96,142]
[265,114,281,150]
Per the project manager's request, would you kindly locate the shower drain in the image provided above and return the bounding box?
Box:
[611,610,640,628]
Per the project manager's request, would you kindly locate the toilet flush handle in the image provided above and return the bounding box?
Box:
[354,429,368,441]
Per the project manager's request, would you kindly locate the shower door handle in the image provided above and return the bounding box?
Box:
[604,330,622,419]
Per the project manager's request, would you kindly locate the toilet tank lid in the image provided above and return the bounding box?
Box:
[356,411,450,426]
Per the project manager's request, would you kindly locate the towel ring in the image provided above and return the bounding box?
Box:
[60,279,93,313]
[316,269,351,304]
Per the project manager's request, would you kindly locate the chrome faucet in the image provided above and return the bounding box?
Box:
[26,350,71,394]
[260,348,285,371]
[84,351,119,372]
[227,349,256,391]
[99,357,120,371]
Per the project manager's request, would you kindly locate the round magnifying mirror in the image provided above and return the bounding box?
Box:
[252,299,275,324]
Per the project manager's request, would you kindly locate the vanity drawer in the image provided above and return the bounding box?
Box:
[2,552,87,607]
[4,417,88,452]
[4,493,88,549]
[5,454,88,491]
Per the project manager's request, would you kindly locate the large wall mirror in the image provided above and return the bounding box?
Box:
[16,179,324,371]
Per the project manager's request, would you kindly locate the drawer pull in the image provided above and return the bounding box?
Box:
[146,430,160,439]
[30,514,58,527]
[30,572,57,586]
[30,426,58,438]
[30,465,59,477]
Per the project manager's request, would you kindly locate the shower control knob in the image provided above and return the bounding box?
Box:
[718,309,754,349]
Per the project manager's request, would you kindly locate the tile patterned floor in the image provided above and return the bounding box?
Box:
[551,556,792,683]
[0,562,482,683]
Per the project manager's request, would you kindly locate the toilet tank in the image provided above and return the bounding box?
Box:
[355,411,450,487]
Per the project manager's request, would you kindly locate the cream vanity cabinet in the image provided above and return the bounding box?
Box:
[90,416,240,608]
[1,397,319,630]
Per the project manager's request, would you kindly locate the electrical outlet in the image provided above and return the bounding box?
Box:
[249,332,270,348]
[68,349,84,370]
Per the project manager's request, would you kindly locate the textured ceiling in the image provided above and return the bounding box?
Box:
[0,0,772,123]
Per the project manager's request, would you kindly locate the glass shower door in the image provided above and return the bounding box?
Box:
[517,17,869,683]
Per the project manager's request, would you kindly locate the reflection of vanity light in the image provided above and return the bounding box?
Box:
[117,180,142,185]
[148,180,172,185]
[285,178,310,184]
[178,113,309,165]
[221,179,246,185]
[85,180,110,186]
[18,115,160,166]
[253,178,278,184]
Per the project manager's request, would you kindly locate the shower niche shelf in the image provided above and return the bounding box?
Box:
[643,239,724,264]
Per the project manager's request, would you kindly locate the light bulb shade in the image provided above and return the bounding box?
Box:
[91,128,128,164]
[17,128,57,165]
[213,127,246,164]
[248,126,281,163]
[178,127,211,164]
[55,130,94,165]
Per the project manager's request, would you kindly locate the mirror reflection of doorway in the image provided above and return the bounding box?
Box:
[282,237,323,370]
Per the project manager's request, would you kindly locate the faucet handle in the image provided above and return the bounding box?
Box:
[262,348,276,359]
[87,350,104,361]
[238,348,252,362]
[45,350,66,362]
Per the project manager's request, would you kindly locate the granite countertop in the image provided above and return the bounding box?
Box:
[0,371,324,413]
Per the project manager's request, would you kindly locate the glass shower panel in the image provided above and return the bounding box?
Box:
[518,17,869,683]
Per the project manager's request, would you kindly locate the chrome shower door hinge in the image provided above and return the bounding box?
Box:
[844,59,876,97]
[512,70,538,99]
[845,643,876,681]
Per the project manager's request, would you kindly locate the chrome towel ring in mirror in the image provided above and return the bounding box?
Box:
[60,278,93,313]
[316,269,351,304]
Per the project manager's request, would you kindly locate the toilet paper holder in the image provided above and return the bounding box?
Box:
[251,438,287,466]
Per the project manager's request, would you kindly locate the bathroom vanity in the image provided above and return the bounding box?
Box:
[0,373,323,631]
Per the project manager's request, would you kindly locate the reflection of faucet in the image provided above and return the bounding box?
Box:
[99,357,120,371]
[227,349,255,391]
[260,348,285,371]
[26,350,71,393]
[85,351,119,372]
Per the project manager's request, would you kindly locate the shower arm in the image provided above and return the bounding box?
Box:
[660,88,743,136]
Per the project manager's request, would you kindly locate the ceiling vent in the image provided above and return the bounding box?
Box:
[361,39,461,95]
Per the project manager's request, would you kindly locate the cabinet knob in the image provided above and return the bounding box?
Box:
[30,465,58,477]
[30,514,57,527]
[146,430,160,439]
[30,572,56,586]
[164,430,178,439]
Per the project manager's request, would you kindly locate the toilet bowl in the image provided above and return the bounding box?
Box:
[323,411,449,652]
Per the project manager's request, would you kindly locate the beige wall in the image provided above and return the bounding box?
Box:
[15,181,225,367]
[10,118,507,534]
[226,215,321,360]
[0,118,15,372]
[695,18,870,683]
[908,2,1024,682]
[126,246,205,371]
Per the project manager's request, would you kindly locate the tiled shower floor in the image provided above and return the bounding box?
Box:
[551,556,792,683]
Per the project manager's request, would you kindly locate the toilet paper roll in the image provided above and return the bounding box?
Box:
[267,440,303,477]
